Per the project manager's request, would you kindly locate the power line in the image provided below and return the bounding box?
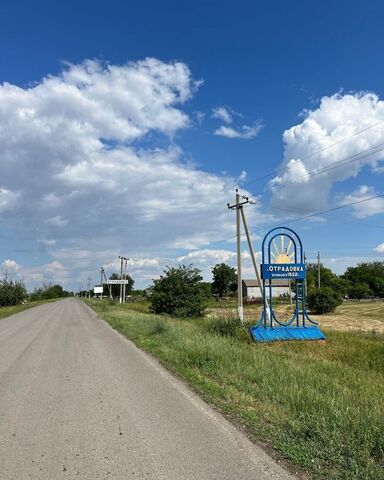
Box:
[249,142,384,196]
[241,119,384,188]
[209,192,384,249]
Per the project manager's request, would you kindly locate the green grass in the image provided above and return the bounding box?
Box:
[85,299,384,480]
[0,298,61,320]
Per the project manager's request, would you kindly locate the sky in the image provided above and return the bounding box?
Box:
[0,0,384,291]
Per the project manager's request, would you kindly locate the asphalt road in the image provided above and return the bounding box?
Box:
[0,298,295,480]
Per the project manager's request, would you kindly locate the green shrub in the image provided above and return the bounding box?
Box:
[307,286,342,314]
[348,283,371,300]
[149,265,208,317]
[150,319,168,335]
[0,280,27,306]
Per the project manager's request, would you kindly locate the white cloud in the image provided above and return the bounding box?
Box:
[0,188,20,213]
[212,106,233,124]
[45,215,69,227]
[1,259,21,271]
[0,58,271,290]
[214,122,263,139]
[178,249,237,264]
[340,185,384,218]
[374,243,384,253]
[270,92,384,213]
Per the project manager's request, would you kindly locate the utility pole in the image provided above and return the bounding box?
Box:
[101,267,113,300]
[317,251,321,289]
[118,256,129,303]
[87,277,91,299]
[119,256,123,303]
[122,258,129,303]
[100,267,104,299]
[227,190,250,323]
[2,269,8,281]
[236,191,243,322]
[228,192,271,323]
[304,251,308,294]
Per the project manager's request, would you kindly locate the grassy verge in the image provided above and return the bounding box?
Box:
[0,298,60,320]
[85,299,384,480]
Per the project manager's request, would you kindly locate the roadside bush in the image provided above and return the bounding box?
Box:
[30,284,70,301]
[149,265,208,317]
[348,283,371,300]
[307,286,342,314]
[207,315,243,337]
[0,280,27,306]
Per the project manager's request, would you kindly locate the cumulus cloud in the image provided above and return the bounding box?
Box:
[212,106,233,124]
[270,93,384,213]
[374,243,384,254]
[340,185,384,217]
[1,259,21,272]
[0,58,267,289]
[214,122,263,139]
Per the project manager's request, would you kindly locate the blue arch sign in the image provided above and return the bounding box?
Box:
[249,226,326,343]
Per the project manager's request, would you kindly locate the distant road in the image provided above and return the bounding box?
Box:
[0,298,295,479]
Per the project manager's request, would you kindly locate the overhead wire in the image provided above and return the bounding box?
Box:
[240,118,384,188]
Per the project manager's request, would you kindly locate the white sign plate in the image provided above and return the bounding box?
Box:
[94,286,103,294]
[107,279,130,285]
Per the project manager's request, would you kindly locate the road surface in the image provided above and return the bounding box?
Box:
[0,298,295,479]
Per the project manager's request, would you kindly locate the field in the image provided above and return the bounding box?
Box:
[207,299,384,334]
[86,299,384,480]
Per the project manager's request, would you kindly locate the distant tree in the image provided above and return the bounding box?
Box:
[212,263,237,299]
[30,284,71,301]
[342,262,384,297]
[0,280,27,306]
[307,287,342,314]
[149,265,207,317]
[199,282,212,298]
[306,263,347,294]
[348,283,371,300]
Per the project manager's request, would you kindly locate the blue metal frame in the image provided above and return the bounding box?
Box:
[250,226,326,342]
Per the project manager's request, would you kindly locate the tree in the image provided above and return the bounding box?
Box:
[212,263,237,299]
[0,280,27,306]
[149,265,207,317]
[29,284,71,301]
[342,262,384,297]
[307,287,342,314]
[306,263,347,294]
[348,283,371,300]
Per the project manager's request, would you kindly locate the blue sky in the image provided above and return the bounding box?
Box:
[0,0,384,290]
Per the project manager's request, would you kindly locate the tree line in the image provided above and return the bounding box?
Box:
[0,281,72,307]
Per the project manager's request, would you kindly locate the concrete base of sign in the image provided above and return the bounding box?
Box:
[249,325,326,343]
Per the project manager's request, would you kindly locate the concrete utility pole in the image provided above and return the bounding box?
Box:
[317,251,321,289]
[239,207,263,298]
[236,191,243,322]
[3,269,8,281]
[100,267,104,299]
[118,256,129,303]
[228,190,251,323]
[101,267,113,300]
[119,256,123,303]
[122,258,129,303]
[87,277,91,299]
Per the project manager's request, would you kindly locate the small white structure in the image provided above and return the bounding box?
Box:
[242,279,291,300]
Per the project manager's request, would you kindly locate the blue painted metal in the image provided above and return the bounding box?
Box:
[249,326,326,343]
[261,263,306,280]
[250,226,326,343]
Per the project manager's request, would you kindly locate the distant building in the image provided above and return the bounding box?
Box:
[242,279,291,299]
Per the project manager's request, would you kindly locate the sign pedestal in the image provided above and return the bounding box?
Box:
[250,226,326,343]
